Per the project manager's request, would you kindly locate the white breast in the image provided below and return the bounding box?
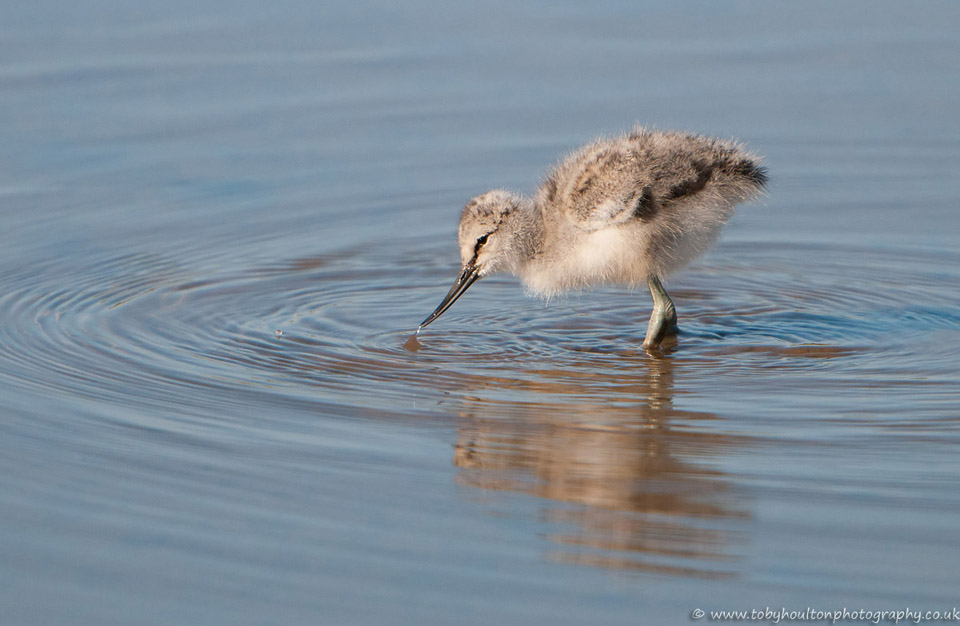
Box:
[520,227,648,297]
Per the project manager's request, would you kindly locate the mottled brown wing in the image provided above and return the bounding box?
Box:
[552,145,655,231]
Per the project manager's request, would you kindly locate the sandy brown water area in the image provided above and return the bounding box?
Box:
[2,1,959,624]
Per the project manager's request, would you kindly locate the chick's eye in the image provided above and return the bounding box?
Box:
[476,233,489,246]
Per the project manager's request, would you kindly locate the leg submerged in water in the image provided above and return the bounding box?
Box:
[643,275,678,348]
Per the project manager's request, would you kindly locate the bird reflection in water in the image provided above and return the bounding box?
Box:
[452,354,753,578]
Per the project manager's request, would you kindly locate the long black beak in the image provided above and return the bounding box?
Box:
[418,263,482,333]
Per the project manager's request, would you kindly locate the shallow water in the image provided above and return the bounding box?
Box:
[2,1,959,624]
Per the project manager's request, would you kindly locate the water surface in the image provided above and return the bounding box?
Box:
[2,1,959,624]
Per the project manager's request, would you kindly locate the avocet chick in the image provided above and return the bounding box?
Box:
[418,127,767,348]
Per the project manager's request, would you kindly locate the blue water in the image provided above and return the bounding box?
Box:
[2,2,959,624]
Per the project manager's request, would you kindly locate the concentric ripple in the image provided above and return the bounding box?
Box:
[3,238,959,420]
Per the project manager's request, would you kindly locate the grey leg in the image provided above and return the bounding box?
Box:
[643,276,678,348]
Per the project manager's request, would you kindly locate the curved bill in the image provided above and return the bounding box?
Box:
[417,263,482,333]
